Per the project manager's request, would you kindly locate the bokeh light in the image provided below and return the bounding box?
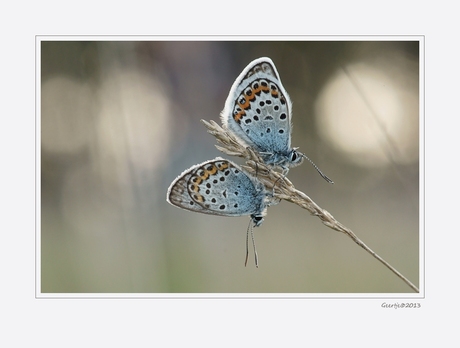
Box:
[316,55,419,167]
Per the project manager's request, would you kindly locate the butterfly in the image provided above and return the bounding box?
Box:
[221,57,333,183]
[167,157,277,266]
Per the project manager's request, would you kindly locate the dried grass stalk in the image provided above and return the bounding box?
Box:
[201,119,419,293]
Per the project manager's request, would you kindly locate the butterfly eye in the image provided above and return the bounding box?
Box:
[251,215,264,227]
[290,150,302,164]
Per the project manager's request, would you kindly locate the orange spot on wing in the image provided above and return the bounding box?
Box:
[189,183,200,192]
[217,162,229,171]
[193,194,204,203]
[260,84,269,93]
[234,110,245,123]
[206,164,217,175]
[192,176,202,185]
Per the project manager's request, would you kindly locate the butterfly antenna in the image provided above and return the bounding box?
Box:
[251,223,259,268]
[245,219,259,267]
[245,220,250,267]
[302,154,334,184]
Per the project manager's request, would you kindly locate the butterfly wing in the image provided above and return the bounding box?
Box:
[167,158,266,218]
[167,161,210,215]
[221,57,293,157]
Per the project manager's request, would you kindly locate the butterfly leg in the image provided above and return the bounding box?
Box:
[271,166,289,196]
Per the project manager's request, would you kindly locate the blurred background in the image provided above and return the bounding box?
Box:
[40,40,419,293]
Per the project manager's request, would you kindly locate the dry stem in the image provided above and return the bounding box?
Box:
[201,119,419,293]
